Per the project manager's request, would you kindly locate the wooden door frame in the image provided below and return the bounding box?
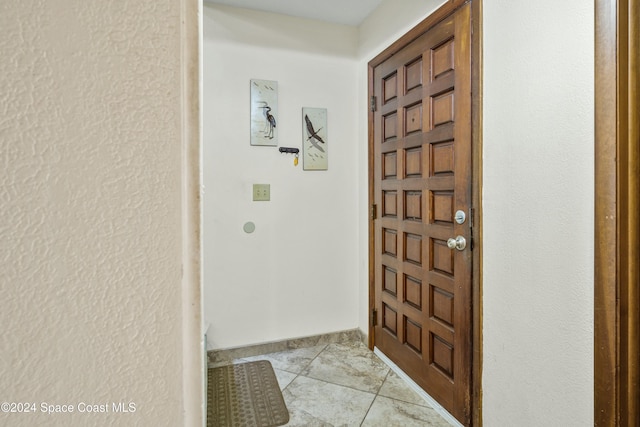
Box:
[367,0,482,425]
[594,0,640,425]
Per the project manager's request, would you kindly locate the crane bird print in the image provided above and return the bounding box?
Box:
[250,79,278,146]
[302,107,328,170]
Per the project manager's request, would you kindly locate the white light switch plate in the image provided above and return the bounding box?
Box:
[253,184,270,201]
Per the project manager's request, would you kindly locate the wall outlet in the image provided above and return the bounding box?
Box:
[253,184,270,201]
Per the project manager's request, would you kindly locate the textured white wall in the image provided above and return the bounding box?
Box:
[482,1,594,425]
[0,1,198,425]
[203,5,360,350]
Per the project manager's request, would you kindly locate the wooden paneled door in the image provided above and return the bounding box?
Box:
[369,3,473,425]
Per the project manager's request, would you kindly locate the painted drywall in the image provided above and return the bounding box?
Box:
[203,5,360,350]
[357,0,447,59]
[0,0,200,425]
[482,1,594,425]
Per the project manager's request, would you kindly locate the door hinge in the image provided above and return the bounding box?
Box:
[371,204,377,220]
[371,308,378,326]
[370,95,377,112]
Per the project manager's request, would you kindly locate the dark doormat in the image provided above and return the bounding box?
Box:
[207,360,290,427]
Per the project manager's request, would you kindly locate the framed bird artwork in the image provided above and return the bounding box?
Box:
[302,107,328,170]
[250,79,278,146]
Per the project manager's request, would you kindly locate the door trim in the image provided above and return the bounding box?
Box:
[367,1,482,425]
[594,0,640,425]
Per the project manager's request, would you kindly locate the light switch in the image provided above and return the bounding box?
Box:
[253,184,270,201]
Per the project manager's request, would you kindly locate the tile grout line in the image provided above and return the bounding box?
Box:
[275,345,330,426]
[282,342,387,396]
[289,372,381,397]
[296,342,391,396]
[359,367,392,426]
[280,343,328,393]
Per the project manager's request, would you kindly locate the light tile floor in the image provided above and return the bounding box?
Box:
[210,341,453,426]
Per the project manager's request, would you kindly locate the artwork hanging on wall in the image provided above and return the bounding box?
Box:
[302,107,328,170]
[250,79,278,146]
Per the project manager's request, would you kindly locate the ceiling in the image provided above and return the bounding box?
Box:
[204,0,384,26]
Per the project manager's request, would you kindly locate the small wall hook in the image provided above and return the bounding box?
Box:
[278,147,299,155]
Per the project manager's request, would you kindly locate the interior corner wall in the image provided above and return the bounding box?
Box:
[482,1,594,425]
[1,1,188,425]
[203,5,360,350]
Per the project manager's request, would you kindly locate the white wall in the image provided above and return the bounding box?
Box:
[0,0,200,425]
[482,1,594,425]
[203,5,360,350]
[357,0,447,58]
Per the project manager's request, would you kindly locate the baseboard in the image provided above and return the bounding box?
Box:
[208,328,365,366]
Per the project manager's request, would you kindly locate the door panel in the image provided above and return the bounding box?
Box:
[371,4,472,424]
